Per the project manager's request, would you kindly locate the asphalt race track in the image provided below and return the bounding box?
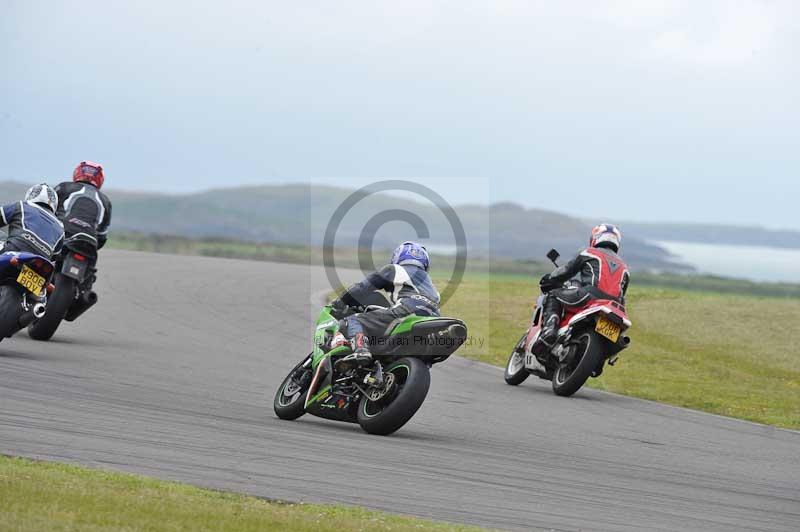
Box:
[1,250,798,531]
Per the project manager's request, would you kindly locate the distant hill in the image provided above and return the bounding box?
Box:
[618,221,800,250]
[0,181,689,272]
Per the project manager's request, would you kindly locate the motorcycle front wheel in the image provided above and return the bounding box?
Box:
[504,333,531,385]
[551,331,605,397]
[357,357,430,436]
[273,356,312,421]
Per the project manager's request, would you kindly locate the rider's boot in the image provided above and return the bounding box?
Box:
[336,333,373,370]
[533,296,562,352]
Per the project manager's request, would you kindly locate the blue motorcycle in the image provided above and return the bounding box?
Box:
[0,252,55,340]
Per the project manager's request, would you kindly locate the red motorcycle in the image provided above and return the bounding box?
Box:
[504,249,632,397]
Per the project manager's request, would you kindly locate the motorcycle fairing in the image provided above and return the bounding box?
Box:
[0,252,55,299]
[382,315,468,362]
[524,297,631,359]
[558,299,631,335]
[303,355,360,422]
[0,251,55,280]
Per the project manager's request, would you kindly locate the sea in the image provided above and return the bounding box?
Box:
[655,241,800,284]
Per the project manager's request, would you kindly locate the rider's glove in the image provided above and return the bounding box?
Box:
[330,298,348,316]
[539,274,557,292]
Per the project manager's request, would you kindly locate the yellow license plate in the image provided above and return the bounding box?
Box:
[595,315,621,342]
[17,265,46,294]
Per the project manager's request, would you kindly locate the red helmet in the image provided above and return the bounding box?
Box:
[73,161,105,189]
[590,224,622,252]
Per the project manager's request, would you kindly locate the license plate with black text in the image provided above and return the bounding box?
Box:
[17,265,46,295]
[595,315,621,342]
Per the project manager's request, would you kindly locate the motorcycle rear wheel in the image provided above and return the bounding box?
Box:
[28,273,76,341]
[357,357,430,436]
[0,286,23,339]
[551,331,605,397]
[504,333,530,385]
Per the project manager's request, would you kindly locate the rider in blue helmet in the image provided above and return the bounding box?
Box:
[331,241,440,368]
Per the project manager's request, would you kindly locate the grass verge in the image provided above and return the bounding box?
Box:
[0,456,481,532]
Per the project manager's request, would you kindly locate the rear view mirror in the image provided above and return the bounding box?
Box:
[546,249,560,266]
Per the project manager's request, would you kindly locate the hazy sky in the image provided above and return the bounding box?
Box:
[2,1,798,228]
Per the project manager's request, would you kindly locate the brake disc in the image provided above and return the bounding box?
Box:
[366,372,396,402]
[284,380,301,396]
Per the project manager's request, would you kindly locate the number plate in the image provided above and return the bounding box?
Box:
[17,265,46,295]
[595,315,621,342]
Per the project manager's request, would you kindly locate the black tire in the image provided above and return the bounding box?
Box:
[28,274,76,341]
[552,331,605,397]
[505,333,531,386]
[273,356,312,421]
[357,357,430,436]
[0,285,24,339]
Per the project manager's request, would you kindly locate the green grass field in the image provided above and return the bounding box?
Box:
[0,456,481,532]
[437,273,800,430]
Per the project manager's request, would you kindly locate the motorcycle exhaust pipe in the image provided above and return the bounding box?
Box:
[18,303,47,328]
[65,291,98,322]
[620,335,631,347]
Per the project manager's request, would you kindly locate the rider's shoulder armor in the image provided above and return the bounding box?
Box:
[397,264,440,307]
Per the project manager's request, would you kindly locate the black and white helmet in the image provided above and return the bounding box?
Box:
[25,183,58,213]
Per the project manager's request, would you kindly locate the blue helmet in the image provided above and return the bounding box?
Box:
[391,241,430,271]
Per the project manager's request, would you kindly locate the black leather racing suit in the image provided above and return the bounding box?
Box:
[335,263,440,344]
[0,201,64,259]
[54,182,112,289]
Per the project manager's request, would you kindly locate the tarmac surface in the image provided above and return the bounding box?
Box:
[1,250,798,531]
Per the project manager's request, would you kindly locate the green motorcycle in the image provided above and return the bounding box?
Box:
[274,302,468,435]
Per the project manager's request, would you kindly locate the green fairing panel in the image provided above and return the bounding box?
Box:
[306,384,332,407]
[315,306,336,328]
[311,306,349,368]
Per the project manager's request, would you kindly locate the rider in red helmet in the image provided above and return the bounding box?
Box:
[72,160,105,189]
[534,224,631,350]
[54,161,113,288]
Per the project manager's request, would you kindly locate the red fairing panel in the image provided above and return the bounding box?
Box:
[561,299,631,329]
